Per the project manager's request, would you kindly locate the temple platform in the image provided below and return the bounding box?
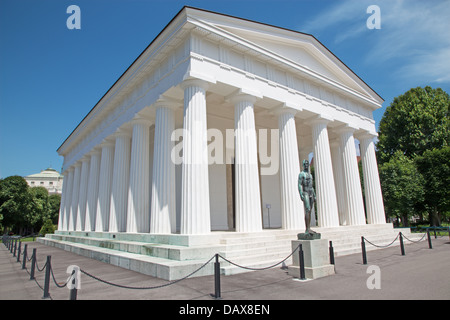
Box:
[38,223,424,280]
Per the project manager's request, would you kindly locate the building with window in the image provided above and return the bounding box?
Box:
[24,168,64,194]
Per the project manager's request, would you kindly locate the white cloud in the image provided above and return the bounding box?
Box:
[299,0,450,85]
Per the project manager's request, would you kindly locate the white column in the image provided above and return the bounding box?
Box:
[75,157,90,231]
[109,129,131,232]
[68,163,81,231]
[127,117,151,233]
[359,134,386,224]
[338,126,366,225]
[95,140,115,232]
[180,79,211,234]
[57,170,68,231]
[60,168,73,231]
[330,140,347,225]
[310,116,340,227]
[233,93,262,232]
[150,102,176,234]
[277,108,305,230]
[84,149,101,231]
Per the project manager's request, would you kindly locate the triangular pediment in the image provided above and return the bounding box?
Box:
[215,25,374,99]
[185,7,382,104]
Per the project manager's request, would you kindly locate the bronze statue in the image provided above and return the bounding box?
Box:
[298,159,316,235]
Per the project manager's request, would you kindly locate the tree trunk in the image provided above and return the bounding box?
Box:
[430,207,441,226]
[402,213,409,227]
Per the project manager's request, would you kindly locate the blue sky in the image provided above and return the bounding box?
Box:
[1,0,449,178]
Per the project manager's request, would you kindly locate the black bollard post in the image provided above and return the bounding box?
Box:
[299,244,306,280]
[329,241,335,265]
[361,237,367,265]
[22,244,28,270]
[16,241,21,262]
[399,232,405,256]
[433,227,437,239]
[13,239,17,257]
[42,256,51,299]
[30,248,37,280]
[213,254,221,299]
[427,230,433,249]
[70,287,78,300]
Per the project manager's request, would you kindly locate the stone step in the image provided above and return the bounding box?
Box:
[38,237,216,281]
[220,242,291,258]
[45,233,224,261]
[39,224,426,280]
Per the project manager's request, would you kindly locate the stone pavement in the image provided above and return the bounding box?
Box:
[1,236,449,302]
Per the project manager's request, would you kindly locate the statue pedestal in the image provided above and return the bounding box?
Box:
[288,239,335,280]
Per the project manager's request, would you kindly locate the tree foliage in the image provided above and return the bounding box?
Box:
[415,146,450,225]
[0,176,31,231]
[377,86,449,164]
[0,176,61,234]
[376,86,450,226]
[379,151,424,226]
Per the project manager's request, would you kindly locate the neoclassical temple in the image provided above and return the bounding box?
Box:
[57,7,386,239]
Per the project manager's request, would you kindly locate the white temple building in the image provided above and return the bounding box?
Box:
[40,7,410,280]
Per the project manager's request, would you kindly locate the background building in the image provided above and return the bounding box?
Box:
[24,168,63,194]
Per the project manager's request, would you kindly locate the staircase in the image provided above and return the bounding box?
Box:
[38,224,425,280]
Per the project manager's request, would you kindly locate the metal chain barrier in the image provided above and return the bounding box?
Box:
[218,245,300,271]
[2,235,302,299]
[361,230,432,265]
[402,232,427,243]
[3,229,437,299]
[80,254,215,290]
[363,233,400,248]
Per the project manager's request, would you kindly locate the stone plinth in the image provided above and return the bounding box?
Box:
[289,239,335,279]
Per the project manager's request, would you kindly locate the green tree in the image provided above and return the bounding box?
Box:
[48,194,61,224]
[27,186,50,232]
[415,147,450,226]
[379,151,424,226]
[39,218,56,236]
[0,176,31,233]
[377,86,449,164]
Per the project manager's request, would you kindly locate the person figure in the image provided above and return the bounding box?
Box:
[298,159,316,234]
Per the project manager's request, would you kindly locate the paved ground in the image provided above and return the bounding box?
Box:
[1,236,449,304]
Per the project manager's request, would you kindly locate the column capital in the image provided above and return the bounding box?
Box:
[154,96,183,111]
[309,114,333,126]
[356,130,378,141]
[88,146,101,157]
[80,155,90,163]
[335,123,359,135]
[113,127,132,139]
[273,103,300,116]
[225,87,262,105]
[329,138,340,148]
[180,78,210,91]
[100,138,115,148]
[130,115,152,127]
